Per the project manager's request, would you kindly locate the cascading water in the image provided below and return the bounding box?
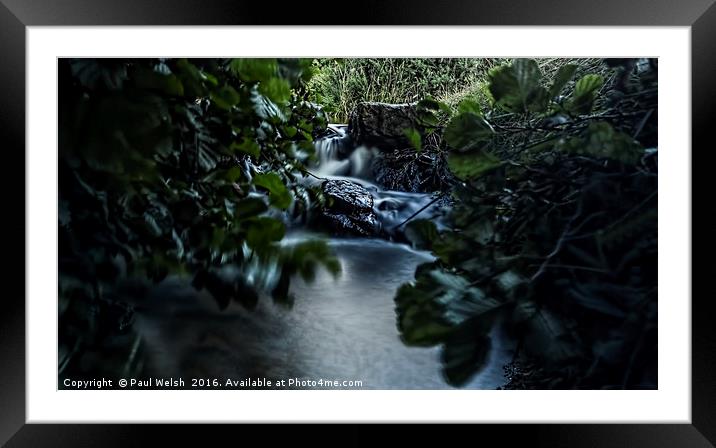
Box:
[129,125,512,389]
[308,125,448,235]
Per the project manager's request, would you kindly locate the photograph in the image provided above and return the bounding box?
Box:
[57,57,658,391]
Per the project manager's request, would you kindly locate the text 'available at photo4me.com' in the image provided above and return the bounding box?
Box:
[61,376,365,390]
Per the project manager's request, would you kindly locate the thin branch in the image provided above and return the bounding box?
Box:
[300,168,328,181]
[530,200,583,282]
[391,195,443,229]
[632,109,654,140]
[530,264,610,274]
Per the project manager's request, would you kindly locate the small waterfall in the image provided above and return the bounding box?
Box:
[311,125,447,234]
[313,127,378,179]
[128,125,509,390]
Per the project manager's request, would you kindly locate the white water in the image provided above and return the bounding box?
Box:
[309,128,448,232]
[135,236,512,389]
[130,127,512,389]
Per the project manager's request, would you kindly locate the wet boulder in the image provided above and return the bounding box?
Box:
[373,149,453,193]
[322,211,378,236]
[321,179,378,236]
[323,179,374,211]
[348,102,418,149]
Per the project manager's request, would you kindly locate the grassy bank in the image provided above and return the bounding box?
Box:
[308,58,612,123]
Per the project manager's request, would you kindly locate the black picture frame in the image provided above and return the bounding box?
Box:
[2,0,714,445]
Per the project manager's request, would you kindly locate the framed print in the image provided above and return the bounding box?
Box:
[2,0,714,445]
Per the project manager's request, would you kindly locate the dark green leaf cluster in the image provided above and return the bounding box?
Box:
[58,58,338,377]
[488,59,603,115]
[398,58,658,388]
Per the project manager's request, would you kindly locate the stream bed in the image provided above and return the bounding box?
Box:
[135,237,512,389]
[132,126,513,389]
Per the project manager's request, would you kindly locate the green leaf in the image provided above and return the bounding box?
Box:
[175,58,208,97]
[234,197,268,220]
[283,126,298,138]
[201,71,219,87]
[210,85,240,110]
[567,74,603,114]
[395,282,453,346]
[414,97,447,128]
[403,128,422,152]
[417,97,450,114]
[429,270,502,326]
[513,59,542,99]
[246,217,286,249]
[457,98,482,116]
[404,219,438,250]
[526,86,549,113]
[277,58,314,86]
[417,98,440,110]
[197,143,219,171]
[574,74,604,97]
[488,65,520,111]
[447,151,502,181]
[271,268,293,307]
[488,59,542,112]
[258,77,292,104]
[225,166,244,182]
[548,64,578,98]
[251,88,286,122]
[252,172,292,209]
[444,112,494,151]
[134,68,184,96]
[557,121,643,164]
[231,137,261,158]
[442,331,492,386]
[230,58,279,82]
[280,239,342,280]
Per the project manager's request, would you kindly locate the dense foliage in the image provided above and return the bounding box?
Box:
[397,58,658,388]
[309,58,495,122]
[58,57,658,390]
[58,58,340,377]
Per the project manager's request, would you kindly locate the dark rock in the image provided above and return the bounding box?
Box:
[321,179,378,236]
[348,102,419,149]
[322,179,374,212]
[373,148,454,193]
[323,211,378,236]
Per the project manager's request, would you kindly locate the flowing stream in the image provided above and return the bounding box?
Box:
[306,126,447,232]
[132,127,513,389]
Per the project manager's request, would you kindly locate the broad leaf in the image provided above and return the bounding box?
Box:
[513,59,542,100]
[210,85,240,110]
[395,272,454,346]
[133,68,184,97]
[258,77,292,104]
[457,98,482,116]
[252,172,292,209]
[526,86,549,113]
[548,64,578,99]
[403,128,422,152]
[246,217,286,249]
[230,58,279,82]
[442,332,492,386]
[404,219,438,249]
[444,112,494,151]
[567,74,603,114]
[234,197,268,220]
[231,137,261,158]
[557,121,643,164]
[488,59,543,112]
[447,151,502,180]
